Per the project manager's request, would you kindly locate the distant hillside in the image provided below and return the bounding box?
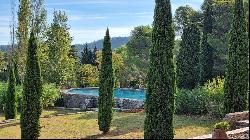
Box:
[75,36,129,53]
[0,37,130,54]
[0,45,10,52]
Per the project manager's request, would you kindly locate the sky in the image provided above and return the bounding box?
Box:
[0,0,203,45]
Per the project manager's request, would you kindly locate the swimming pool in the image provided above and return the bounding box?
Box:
[67,88,146,101]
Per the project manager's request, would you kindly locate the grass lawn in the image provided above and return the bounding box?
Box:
[0,108,219,139]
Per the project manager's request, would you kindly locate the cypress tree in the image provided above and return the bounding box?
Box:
[92,46,98,66]
[224,0,249,113]
[98,28,114,133]
[13,60,21,85]
[144,0,176,139]
[20,30,43,139]
[4,63,17,120]
[199,0,214,85]
[177,24,201,89]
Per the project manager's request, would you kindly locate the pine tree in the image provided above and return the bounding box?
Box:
[87,48,93,64]
[81,44,89,64]
[4,63,17,120]
[177,24,201,89]
[144,0,176,139]
[98,28,114,133]
[199,0,214,85]
[69,45,78,61]
[224,0,249,113]
[20,30,43,139]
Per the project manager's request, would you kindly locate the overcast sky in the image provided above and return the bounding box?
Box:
[0,0,203,45]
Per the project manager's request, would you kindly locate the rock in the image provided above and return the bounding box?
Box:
[80,103,87,110]
[56,114,65,116]
[76,112,83,114]
[67,113,76,115]
[8,119,15,122]
[223,111,249,130]
[54,107,65,110]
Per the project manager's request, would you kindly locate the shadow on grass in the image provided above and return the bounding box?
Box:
[78,112,144,138]
[41,108,79,117]
[0,122,20,129]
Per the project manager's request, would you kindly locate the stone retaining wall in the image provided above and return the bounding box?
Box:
[63,93,144,110]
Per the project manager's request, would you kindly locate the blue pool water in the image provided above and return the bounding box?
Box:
[67,88,146,101]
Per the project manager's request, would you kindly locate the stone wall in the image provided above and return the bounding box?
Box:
[191,111,249,139]
[223,111,249,130]
[63,93,144,110]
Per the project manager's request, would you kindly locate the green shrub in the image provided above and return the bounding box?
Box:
[214,121,230,130]
[1,82,60,112]
[0,82,7,112]
[176,88,208,115]
[203,77,224,117]
[42,83,60,108]
[175,77,224,117]
[76,64,99,87]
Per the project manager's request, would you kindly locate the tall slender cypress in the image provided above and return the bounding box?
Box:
[92,46,98,66]
[4,63,17,120]
[20,30,43,139]
[177,24,201,89]
[199,0,214,85]
[144,0,176,139]
[224,0,249,113]
[98,28,114,133]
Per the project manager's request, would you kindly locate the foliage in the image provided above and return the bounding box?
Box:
[44,10,76,87]
[20,31,43,139]
[144,0,176,139]
[4,64,17,120]
[0,82,60,112]
[174,5,203,35]
[16,0,31,82]
[98,28,114,133]
[41,83,60,108]
[97,50,124,88]
[213,121,229,130]
[80,44,98,65]
[0,51,8,81]
[177,24,200,89]
[224,0,249,113]
[16,0,47,82]
[0,82,7,112]
[175,88,208,115]
[199,0,214,86]
[176,77,225,117]
[69,45,78,62]
[76,64,99,87]
[199,33,214,86]
[201,0,248,77]
[126,26,152,88]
